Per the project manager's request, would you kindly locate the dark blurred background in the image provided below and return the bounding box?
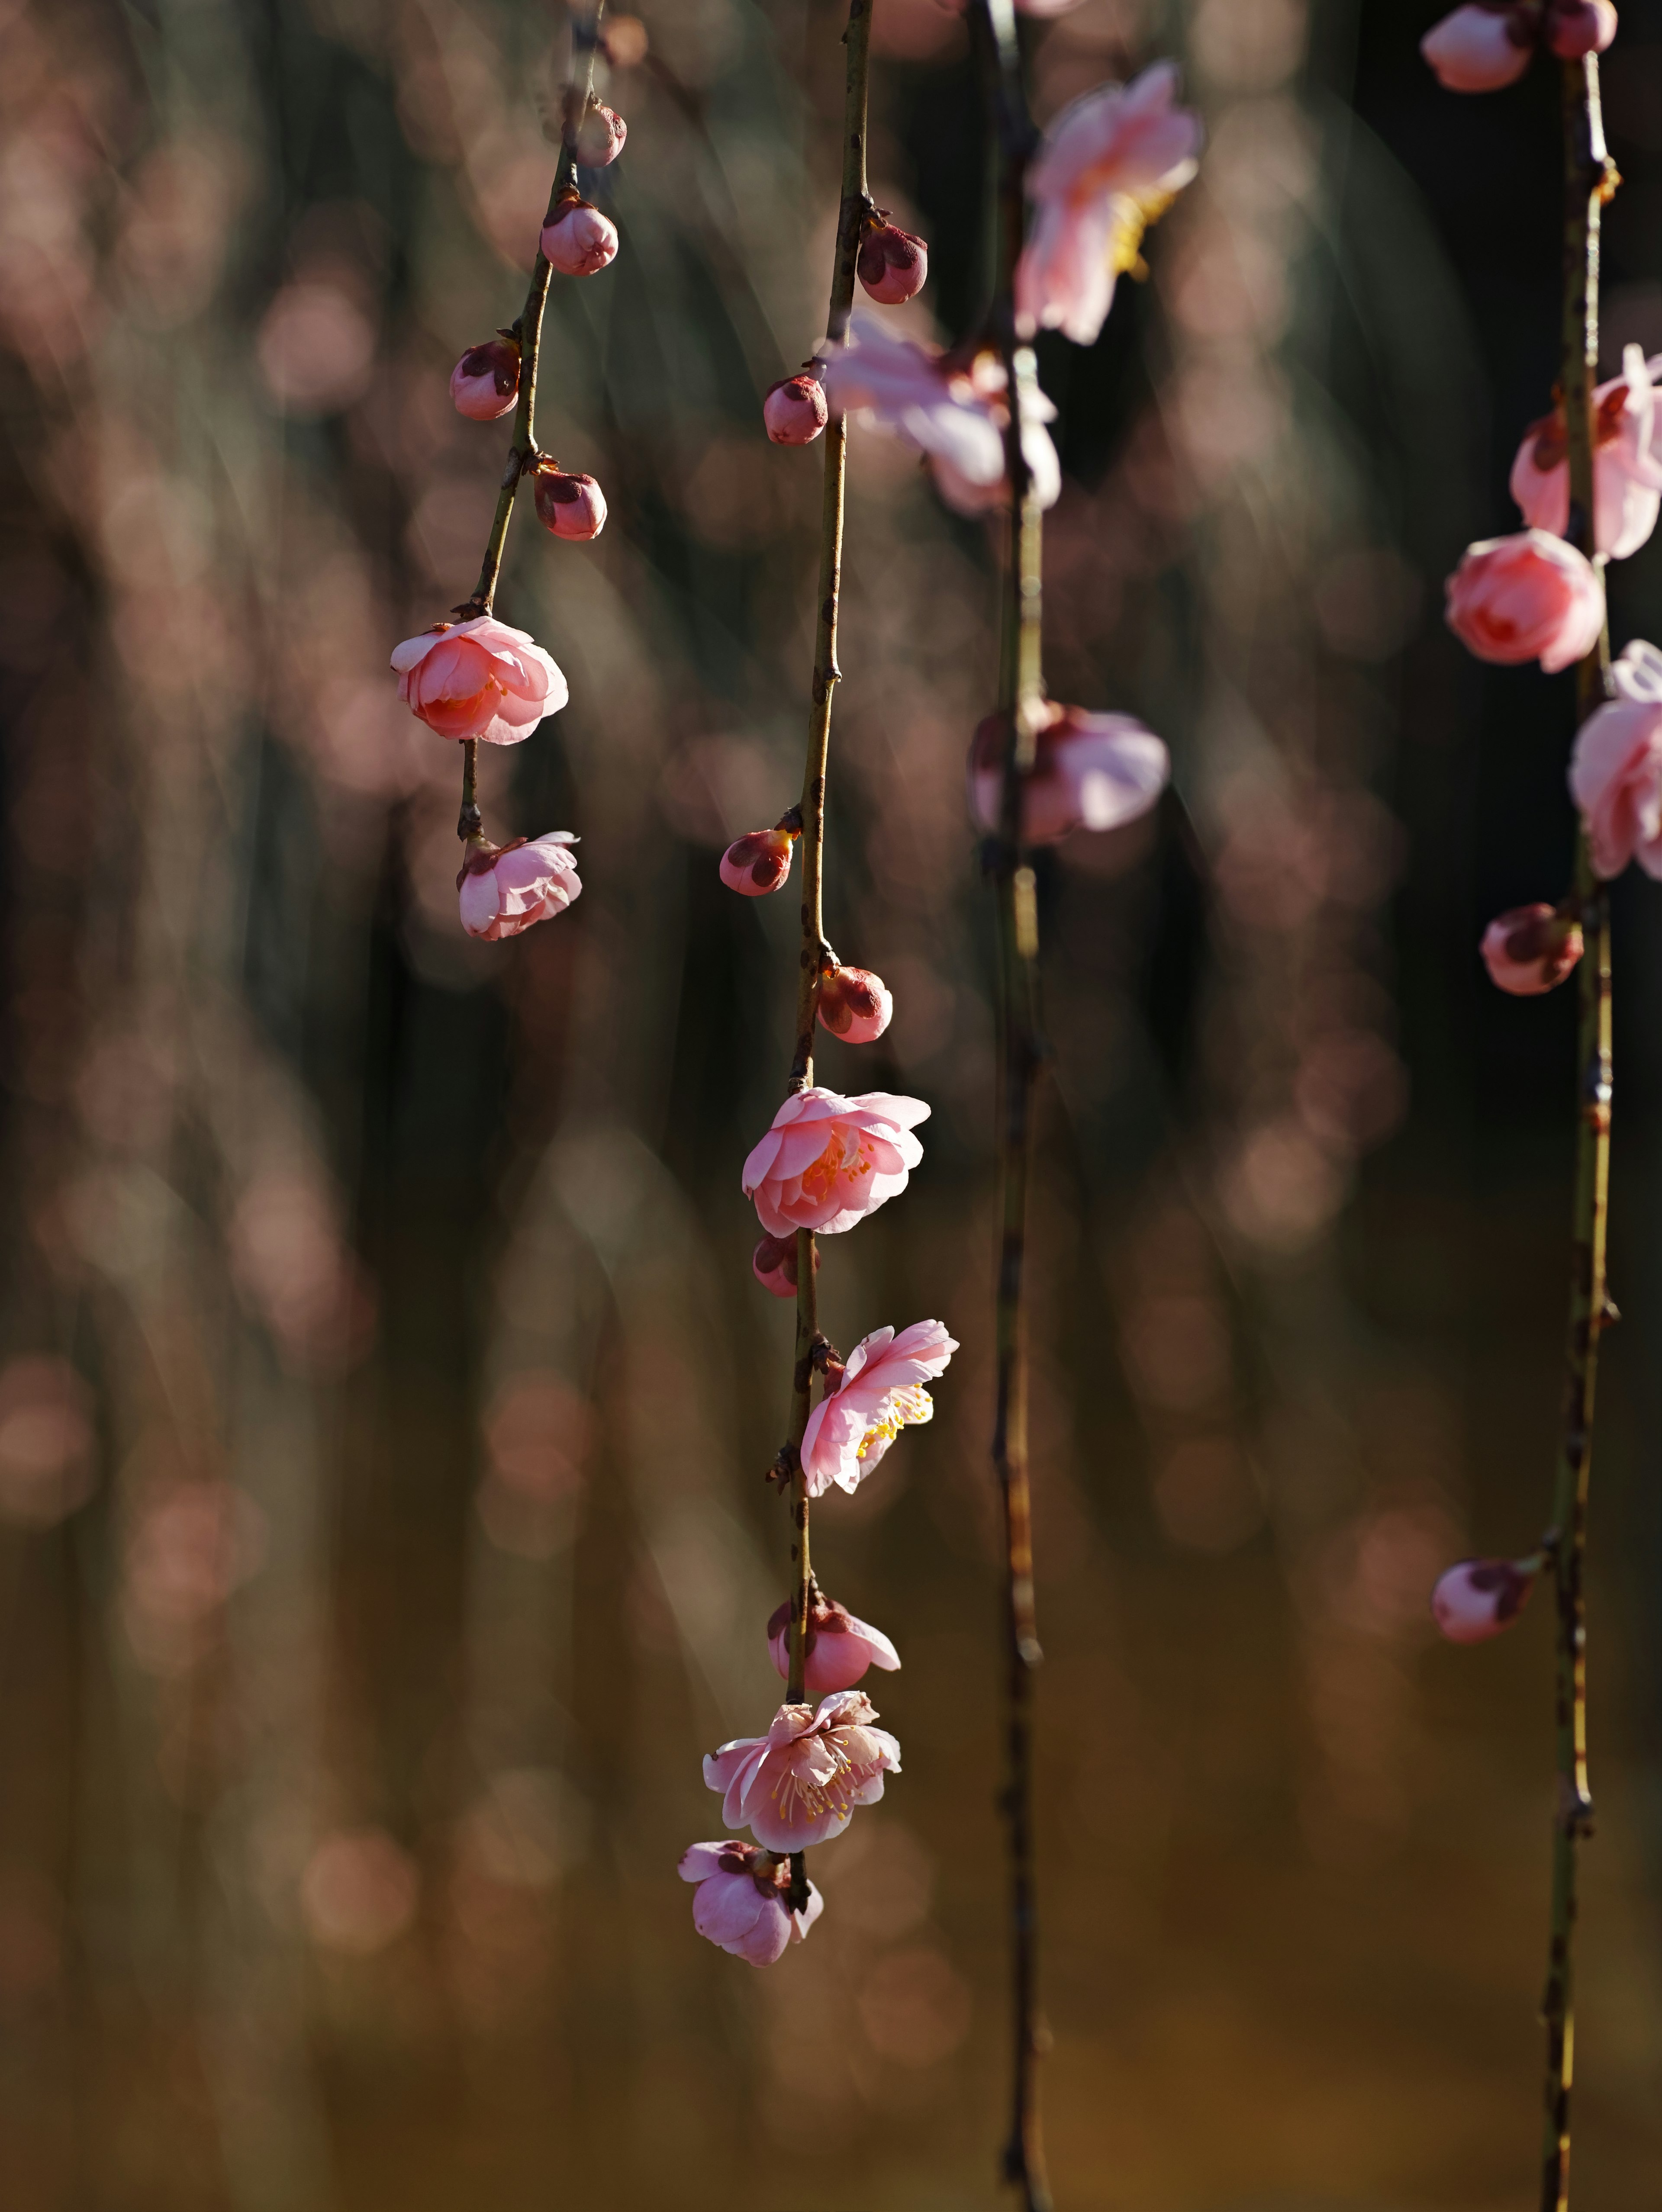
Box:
[2,0,1660,2204]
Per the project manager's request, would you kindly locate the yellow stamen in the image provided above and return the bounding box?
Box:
[855,1383,934,1460]
[1106,183,1181,284]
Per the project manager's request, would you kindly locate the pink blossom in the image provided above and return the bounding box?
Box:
[532,465,607,541]
[768,1591,901,1697]
[1431,1557,1536,1643]
[764,374,828,446]
[450,338,519,422]
[752,1231,816,1299]
[678,1841,823,1967]
[1569,638,1662,878]
[457,833,581,941]
[1543,0,1617,59]
[928,353,1062,518]
[1510,346,1662,562]
[391,616,568,745]
[742,1088,929,1238]
[1016,62,1202,348]
[1420,6,1535,90]
[858,222,929,306]
[799,1319,957,1498]
[574,101,627,167]
[1480,903,1583,994]
[822,315,1007,494]
[817,964,892,1044]
[703,1692,901,1852]
[1443,529,1604,673]
[719,826,796,895]
[969,701,1169,844]
[540,193,619,277]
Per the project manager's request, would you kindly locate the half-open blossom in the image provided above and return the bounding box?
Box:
[799,1319,957,1498]
[1420,6,1535,89]
[817,964,892,1044]
[1510,346,1662,562]
[768,1592,900,1697]
[703,1692,901,1852]
[1431,1556,1536,1643]
[928,353,1063,518]
[719,826,796,896]
[752,1231,817,1299]
[823,315,1006,493]
[574,100,627,166]
[541,192,619,276]
[1569,637,1662,878]
[969,701,1169,845]
[532,465,607,541]
[742,1088,929,1237]
[678,1842,822,1967]
[458,833,581,941]
[391,617,568,745]
[1016,62,1202,347]
[763,373,828,446]
[1443,530,1604,673]
[1480,903,1584,994]
[450,338,519,422]
[858,222,928,306]
[1544,0,1618,58]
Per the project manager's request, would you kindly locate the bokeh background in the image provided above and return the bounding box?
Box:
[3,0,1662,2204]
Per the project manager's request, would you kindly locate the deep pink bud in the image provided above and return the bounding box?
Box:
[1480,903,1584,995]
[1544,0,1617,57]
[719,827,796,896]
[767,1592,902,1698]
[574,101,627,167]
[763,374,828,447]
[857,223,929,307]
[752,1233,818,1299]
[1431,1557,1536,1644]
[532,466,607,541]
[450,338,520,421]
[540,193,619,277]
[817,964,892,1044]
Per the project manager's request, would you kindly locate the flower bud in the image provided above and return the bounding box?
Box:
[767,1592,901,1697]
[763,374,828,447]
[1544,0,1617,57]
[1431,1556,1536,1644]
[1420,5,1535,90]
[532,465,607,541]
[540,192,619,277]
[719,827,796,896]
[574,101,627,167]
[752,1232,818,1299]
[857,222,929,306]
[1480,903,1584,995]
[817,964,892,1044]
[450,338,520,422]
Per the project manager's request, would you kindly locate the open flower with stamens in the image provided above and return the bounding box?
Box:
[391,616,568,745]
[768,1591,900,1696]
[800,1320,957,1498]
[742,1087,930,1237]
[1511,345,1662,562]
[678,1841,823,1966]
[1015,61,1202,348]
[703,1693,901,1852]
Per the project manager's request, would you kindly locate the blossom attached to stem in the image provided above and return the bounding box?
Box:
[678,1842,823,1966]
[799,1320,957,1498]
[703,1693,901,1852]
[767,1589,900,1696]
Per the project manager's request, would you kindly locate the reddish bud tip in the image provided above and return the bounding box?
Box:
[450,339,520,421]
[541,194,620,277]
[532,466,607,541]
[1432,1557,1536,1643]
[817,964,893,1044]
[763,374,829,447]
[857,223,929,306]
[574,101,627,167]
[719,828,796,896]
[752,1233,816,1298]
[1480,903,1584,996]
[1544,0,1617,57]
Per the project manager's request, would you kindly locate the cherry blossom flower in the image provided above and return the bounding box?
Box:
[719,826,796,895]
[457,834,581,941]
[1480,903,1584,994]
[857,222,929,306]
[1543,0,1617,59]
[763,374,828,446]
[821,315,1006,493]
[817,964,892,1044]
[391,616,568,745]
[799,1319,957,1498]
[928,354,1062,518]
[1015,62,1202,348]
[703,1692,901,1852]
[1443,530,1604,673]
[1569,638,1662,878]
[678,1842,823,1967]
[1510,345,1662,562]
[1431,1557,1536,1643]
[969,701,1169,845]
[768,1591,901,1697]
[540,193,619,277]
[532,465,607,541]
[752,1231,817,1299]
[450,338,519,422]
[742,1088,929,1238]
[1420,5,1535,90]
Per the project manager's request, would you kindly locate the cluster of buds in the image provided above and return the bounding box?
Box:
[1422,2,1617,92]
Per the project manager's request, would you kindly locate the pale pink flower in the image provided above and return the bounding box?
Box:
[1443,529,1604,673]
[719,826,797,895]
[969,701,1169,844]
[799,1319,957,1498]
[752,1231,816,1300]
[1431,1557,1536,1643]
[817,964,892,1044]
[1016,62,1202,348]
[1568,638,1662,878]
[927,353,1062,518]
[768,1592,901,1697]
[703,1692,901,1852]
[391,616,568,745]
[1479,903,1583,994]
[1543,0,1617,59]
[450,338,519,421]
[678,1841,822,1967]
[457,833,581,941]
[763,374,828,446]
[540,193,619,277]
[1420,5,1535,90]
[742,1088,929,1238]
[822,314,1008,493]
[532,466,607,541]
[1510,346,1662,562]
[858,222,929,306]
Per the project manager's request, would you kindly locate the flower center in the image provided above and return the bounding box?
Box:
[799,1125,873,1207]
[771,1736,861,1828]
[1104,183,1182,283]
[857,1381,934,1460]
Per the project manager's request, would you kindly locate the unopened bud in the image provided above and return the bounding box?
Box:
[451,338,520,422]
[1544,0,1617,58]
[532,464,607,541]
[541,192,620,277]
[766,1591,901,1696]
[752,1232,817,1299]
[763,374,828,447]
[817,963,892,1044]
[573,100,627,167]
[857,222,929,307]
[1480,903,1583,996]
[719,827,796,896]
[1431,1556,1537,1644]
